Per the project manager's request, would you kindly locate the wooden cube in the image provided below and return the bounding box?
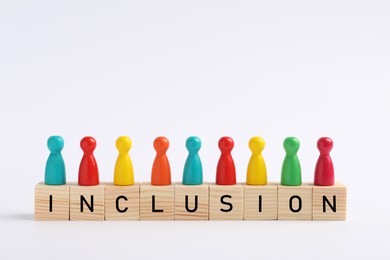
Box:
[105,183,140,220]
[313,182,347,220]
[35,183,70,220]
[209,184,243,220]
[243,183,278,220]
[175,183,209,220]
[140,183,174,220]
[278,184,313,220]
[70,184,105,221]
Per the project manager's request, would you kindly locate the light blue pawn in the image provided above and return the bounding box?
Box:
[45,136,66,185]
[183,136,203,185]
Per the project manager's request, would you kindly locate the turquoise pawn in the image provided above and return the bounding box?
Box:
[281,137,302,186]
[182,136,203,185]
[44,136,66,185]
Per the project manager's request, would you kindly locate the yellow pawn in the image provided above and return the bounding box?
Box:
[114,136,134,185]
[246,136,267,185]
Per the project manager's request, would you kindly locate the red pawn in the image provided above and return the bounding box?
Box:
[78,136,99,186]
[216,137,236,185]
[314,137,334,186]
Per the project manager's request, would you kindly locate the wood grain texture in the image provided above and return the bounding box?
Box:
[313,182,347,221]
[174,183,209,220]
[278,184,313,220]
[243,183,278,220]
[140,183,174,220]
[35,182,347,221]
[209,184,243,220]
[105,183,140,220]
[35,182,70,220]
[70,184,104,221]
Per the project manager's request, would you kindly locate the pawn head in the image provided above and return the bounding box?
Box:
[47,136,64,153]
[154,136,169,153]
[218,136,234,152]
[80,136,97,153]
[317,137,333,154]
[249,136,265,154]
[186,136,201,153]
[283,137,300,154]
[116,136,132,153]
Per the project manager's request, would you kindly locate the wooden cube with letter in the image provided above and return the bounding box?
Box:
[278,184,312,220]
[105,183,140,220]
[175,183,209,220]
[140,183,174,220]
[35,183,70,220]
[243,183,278,220]
[312,183,347,220]
[70,184,105,221]
[209,184,243,220]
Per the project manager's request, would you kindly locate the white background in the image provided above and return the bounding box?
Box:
[0,0,389,259]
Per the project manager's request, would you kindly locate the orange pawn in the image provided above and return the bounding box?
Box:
[151,136,171,185]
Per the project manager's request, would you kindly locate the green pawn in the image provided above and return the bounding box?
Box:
[281,137,302,186]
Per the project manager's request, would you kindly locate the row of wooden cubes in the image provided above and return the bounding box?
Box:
[35,182,346,221]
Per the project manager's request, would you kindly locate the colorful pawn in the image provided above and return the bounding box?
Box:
[183,136,203,185]
[44,136,66,185]
[114,136,134,186]
[314,137,334,186]
[151,136,171,185]
[78,136,99,186]
[216,136,236,185]
[246,136,267,185]
[281,137,302,186]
